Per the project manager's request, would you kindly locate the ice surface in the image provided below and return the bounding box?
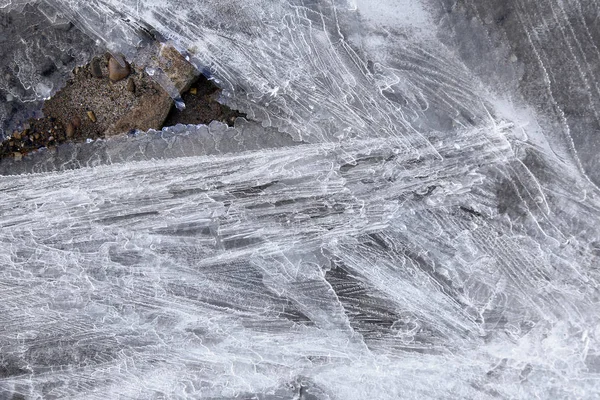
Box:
[0,3,98,137]
[1,0,600,399]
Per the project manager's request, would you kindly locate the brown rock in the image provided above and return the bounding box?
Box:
[12,131,21,140]
[87,110,97,123]
[158,45,199,94]
[66,122,75,138]
[126,78,136,93]
[108,56,131,82]
[13,152,22,161]
[91,58,103,78]
[105,91,173,136]
[72,115,81,128]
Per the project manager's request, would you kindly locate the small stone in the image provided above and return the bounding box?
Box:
[126,78,136,93]
[12,131,21,140]
[87,110,97,123]
[66,122,75,138]
[72,115,81,128]
[189,87,197,95]
[108,56,131,82]
[48,136,54,142]
[34,133,40,140]
[158,44,199,94]
[91,58,103,78]
[105,91,173,136]
[13,152,22,161]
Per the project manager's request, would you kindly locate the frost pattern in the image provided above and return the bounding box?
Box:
[1,0,600,399]
[0,2,98,137]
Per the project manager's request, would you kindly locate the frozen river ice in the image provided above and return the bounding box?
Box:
[1,0,600,399]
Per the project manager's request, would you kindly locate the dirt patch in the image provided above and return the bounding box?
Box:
[164,74,243,127]
[0,53,245,162]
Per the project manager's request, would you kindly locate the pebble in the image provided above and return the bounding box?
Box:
[108,56,131,82]
[127,78,136,93]
[66,122,75,138]
[13,152,22,161]
[91,58,103,78]
[72,115,81,128]
[189,87,197,95]
[87,110,97,123]
[12,131,21,140]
